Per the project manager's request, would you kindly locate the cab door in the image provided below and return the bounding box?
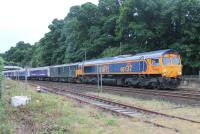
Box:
[76,65,83,76]
[150,58,161,74]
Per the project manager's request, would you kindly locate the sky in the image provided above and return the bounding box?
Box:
[0,0,98,53]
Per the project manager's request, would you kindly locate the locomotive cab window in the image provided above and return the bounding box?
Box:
[172,57,180,65]
[152,59,160,66]
[162,57,170,65]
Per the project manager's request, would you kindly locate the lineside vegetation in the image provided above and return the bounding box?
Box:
[0,57,4,98]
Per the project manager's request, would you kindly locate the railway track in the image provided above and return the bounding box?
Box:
[28,81,200,133]
[29,81,200,103]
[98,86,200,101]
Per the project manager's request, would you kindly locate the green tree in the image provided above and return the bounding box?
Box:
[3,0,200,74]
[29,19,66,66]
[4,41,32,67]
[64,3,100,62]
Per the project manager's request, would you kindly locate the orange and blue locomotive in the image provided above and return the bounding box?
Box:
[76,49,182,89]
[4,49,182,89]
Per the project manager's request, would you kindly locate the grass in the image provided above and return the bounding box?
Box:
[0,80,199,134]
[0,95,14,134]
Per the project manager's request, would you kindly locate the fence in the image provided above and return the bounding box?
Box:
[179,75,200,90]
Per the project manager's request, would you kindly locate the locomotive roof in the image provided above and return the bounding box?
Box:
[83,49,176,65]
[134,49,176,57]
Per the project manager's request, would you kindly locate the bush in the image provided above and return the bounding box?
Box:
[0,57,4,98]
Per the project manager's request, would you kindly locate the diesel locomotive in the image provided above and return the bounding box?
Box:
[3,49,182,89]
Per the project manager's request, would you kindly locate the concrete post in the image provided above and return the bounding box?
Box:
[25,67,28,90]
[69,66,71,90]
[97,65,100,91]
[100,65,103,93]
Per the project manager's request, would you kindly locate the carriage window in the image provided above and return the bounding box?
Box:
[152,59,160,66]
[172,57,180,65]
[58,68,61,74]
[163,57,170,65]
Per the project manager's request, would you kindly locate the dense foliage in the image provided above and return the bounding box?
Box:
[3,0,200,74]
[3,41,32,67]
[0,57,3,81]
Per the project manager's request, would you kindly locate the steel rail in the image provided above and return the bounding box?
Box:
[29,82,200,122]
[29,83,180,132]
[64,83,200,101]
[28,80,200,101]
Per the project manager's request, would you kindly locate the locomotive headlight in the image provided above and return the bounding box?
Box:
[163,72,167,76]
[178,71,182,75]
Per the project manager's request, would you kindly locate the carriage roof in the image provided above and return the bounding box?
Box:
[49,62,80,68]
